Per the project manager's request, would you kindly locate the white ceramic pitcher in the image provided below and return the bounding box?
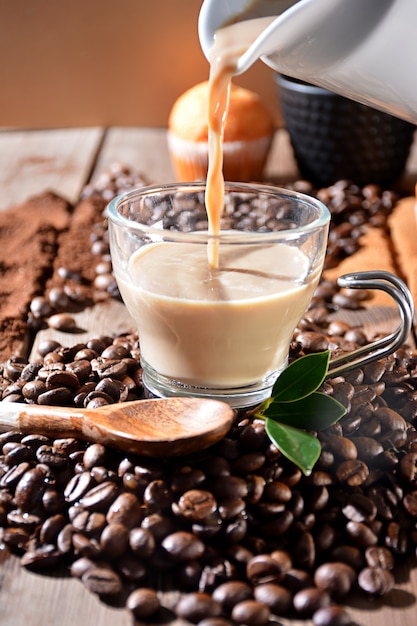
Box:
[198,0,417,124]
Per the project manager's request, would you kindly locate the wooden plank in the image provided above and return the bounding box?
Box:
[92,127,175,184]
[264,128,299,183]
[0,127,104,208]
[0,551,131,626]
[30,301,135,358]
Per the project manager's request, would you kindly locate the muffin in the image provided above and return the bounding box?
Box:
[167,81,275,182]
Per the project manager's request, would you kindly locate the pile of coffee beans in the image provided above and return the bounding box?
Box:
[0,168,410,625]
[0,334,144,407]
[1,318,417,625]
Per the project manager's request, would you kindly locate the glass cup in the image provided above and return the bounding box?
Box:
[107,182,330,408]
[108,181,414,409]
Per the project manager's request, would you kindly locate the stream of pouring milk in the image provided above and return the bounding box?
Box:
[205,16,276,268]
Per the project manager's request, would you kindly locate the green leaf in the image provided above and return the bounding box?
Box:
[262,391,347,431]
[265,418,321,476]
[271,351,330,402]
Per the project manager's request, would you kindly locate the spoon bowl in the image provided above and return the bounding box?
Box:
[0,397,235,457]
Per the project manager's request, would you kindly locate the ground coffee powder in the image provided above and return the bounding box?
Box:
[0,192,71,361]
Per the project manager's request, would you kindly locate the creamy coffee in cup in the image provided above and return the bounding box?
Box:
[108,182,330,408]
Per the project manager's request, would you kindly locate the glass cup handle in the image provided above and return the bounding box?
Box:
[327,271,415,378]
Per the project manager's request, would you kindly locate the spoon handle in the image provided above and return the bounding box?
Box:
[0,398,235,458]
[0,402,85,439]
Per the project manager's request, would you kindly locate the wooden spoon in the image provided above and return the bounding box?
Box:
[0,398,235,457]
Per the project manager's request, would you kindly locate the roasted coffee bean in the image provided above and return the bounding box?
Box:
[341,493,377,522]
[56,523,74,554]
[336,459,369,486]
[348,436,384,463]
[263,480,292,503]
[231,599,270,626]
[331,544,365,570]
[126,587,160,619]
[293,587,331,617]
[174,489,218,521]
[64,471,95,503]
[7,510,42,531]
[403,490,417,517]
[399,452,417,482]
[20,544,62,571]
[378,428,408,450]
[0,461,31,489]
[93,359,128,380]
[95,377,128,402]
[367,485,398,521]
[170,466,206,493]
[48,313,77,331]
[212,581,253,611]
[22,379,47,401]
[30,296,53,319]
[100,522,129,558]
[70,556,97,579]
[294,531,315,569]
[2,526,30,547]
[143,479,173,511]
[175,592,222,622]
[129,527,155,558]
[39,514,67,544]
[114,553,146,583]
[296,331,329,352]
[246,553,290,585]
[66,359,93,382]
[14,467,46,511]
[45,370,80,389]
[246,475,266,504]
[36,445,68,467]
[80,481,119,511]
[306,486,329,512]
[232,452,266,474]
[365,546,394,570]
[72,533,102,558]
[48,287,72,310]
[161,531,205,561]
[314,523,338,553]
[314,562,356,598]
[82,566,122,596]
[37,387,73,406]
[346,521,379,547]
[83,443,107,469]
[385,521,409,554]
[209,476,248,499]
[321,434,357,460]
[141,513,175,542]
[376,406,407,431]
[358,566,394,595]
[313,605,353,626]
[4,443,34,465]
[106,492,143,528]
[84,392,112,408]
[253,582,292,615]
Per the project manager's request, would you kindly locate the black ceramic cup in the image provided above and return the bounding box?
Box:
[276,74,415,188]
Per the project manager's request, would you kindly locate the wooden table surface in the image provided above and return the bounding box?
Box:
[1,126,417,626]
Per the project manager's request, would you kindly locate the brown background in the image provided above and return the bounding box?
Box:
[0,0,280,129]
